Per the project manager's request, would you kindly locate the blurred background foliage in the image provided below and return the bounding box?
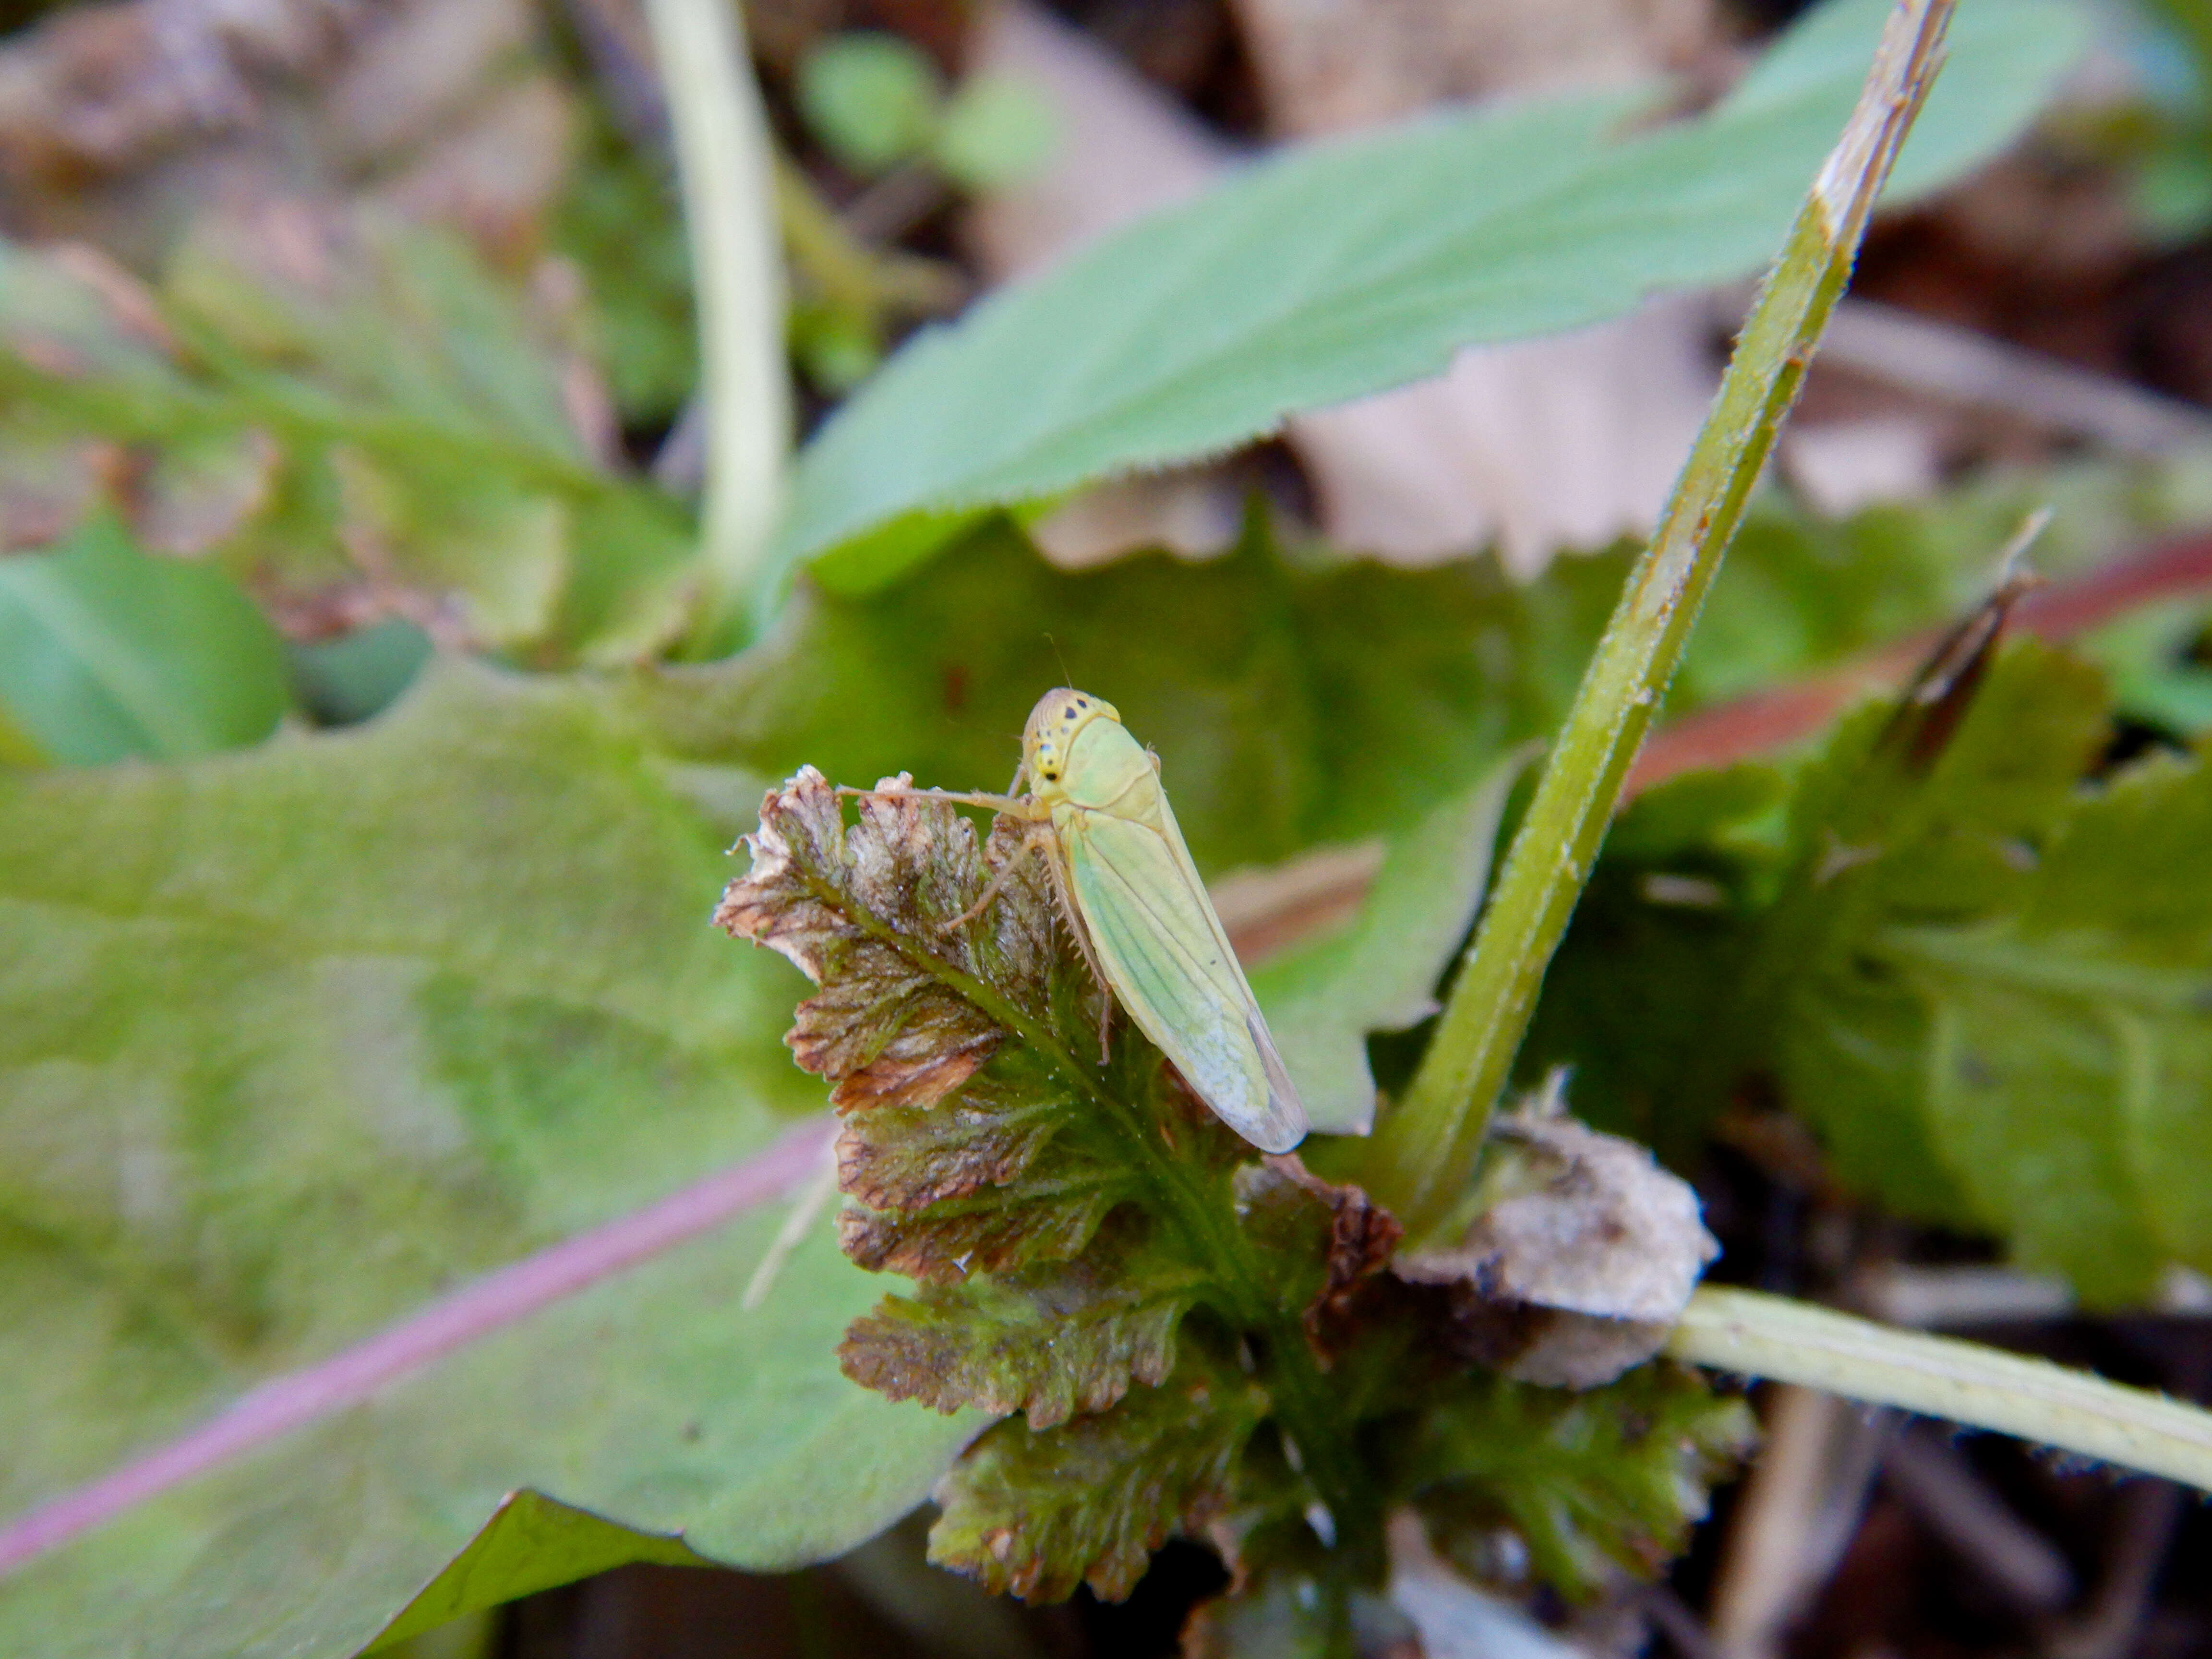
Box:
[6,0,2212,1655]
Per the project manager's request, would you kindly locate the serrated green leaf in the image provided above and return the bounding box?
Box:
[717,771,1149,1284]
[1544,632,2212,1306]
[840,1225,1206,1428]
[1762,641,2123,1241]
[766,0,2089,606]
[1405,1366,1755,1602]
[838,1162,1131,1284]
[0,660,971,1657]
[929,1355,1268,1601]
[0,512,289,764]
[1864,740,2212,1299]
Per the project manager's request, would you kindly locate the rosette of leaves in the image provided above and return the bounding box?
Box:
[717,768,1753,1643]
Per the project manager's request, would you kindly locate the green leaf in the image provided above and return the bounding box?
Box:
[933,76,1058,192]
[1539,635,2212,1306]
[929,1352,1269,1601]
[796,34,947,176]
[1863,741,2212,1301]
[765,0,2090,608]
[639,518,1618,875]
[1761,641,2119,1237]
[1405,1366,1755,1602]
[658,475,2101,880]
[366,1491,711,1651]
[1250,755,1525,1135]
[289,619,436,727]
[0,660,972,1657]
[840,1225,1206,1428]
[0,513,289,764]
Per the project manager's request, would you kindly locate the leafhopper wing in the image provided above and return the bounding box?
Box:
[1024,689,1308,1154]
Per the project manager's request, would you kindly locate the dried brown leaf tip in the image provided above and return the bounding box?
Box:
[1234,1155,1403,1357]
[715,767,1058,1110]
[719,768,1130,1288]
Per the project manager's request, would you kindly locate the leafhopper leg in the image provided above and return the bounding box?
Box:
[836,783,1042,817]
[938,825,1049,932]
[1032,832,1114,1065]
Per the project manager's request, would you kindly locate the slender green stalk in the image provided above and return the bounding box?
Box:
[777,156,964,322]
[1360,0,1959,1245]
[1671,1288,2212,1491]
[644,0,791,647]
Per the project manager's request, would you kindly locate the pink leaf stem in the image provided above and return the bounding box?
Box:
[0,1114,836,1577]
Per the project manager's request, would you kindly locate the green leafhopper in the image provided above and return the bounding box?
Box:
[866,688,1309,1153]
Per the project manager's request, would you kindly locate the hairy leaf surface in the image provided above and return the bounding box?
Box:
[930,1356,1270,1601]
[840,1227,1208,1428]
[1406,1367,1755,1600]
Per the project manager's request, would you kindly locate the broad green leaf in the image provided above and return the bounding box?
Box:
[765,0,2090,609]
[0,514,289,764]
[653,465,2164,880]
[0,661,973,1657]
[367,1492,711,1650]
[639,519,1610,873]
[1250,754,1526,1135]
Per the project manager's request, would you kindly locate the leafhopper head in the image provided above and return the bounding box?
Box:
[1022,687,1122,799]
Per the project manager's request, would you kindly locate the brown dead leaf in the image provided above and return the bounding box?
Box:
[1398,1109,1718,1387]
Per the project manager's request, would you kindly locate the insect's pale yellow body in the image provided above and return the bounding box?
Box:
[1018,690,1308,1154]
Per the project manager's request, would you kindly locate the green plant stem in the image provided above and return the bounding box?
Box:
[1671,1288,2212,1491]
[799,869,1385,1576]
[776,156,964,321]
[644,0,790,648]
[1360,0,1959,1246]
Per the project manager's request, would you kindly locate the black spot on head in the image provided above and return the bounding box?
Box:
[1064,706,1077,721]
[1044,769,1058,780]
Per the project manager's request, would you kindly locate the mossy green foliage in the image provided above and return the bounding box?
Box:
[1531,636,2212,1305]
